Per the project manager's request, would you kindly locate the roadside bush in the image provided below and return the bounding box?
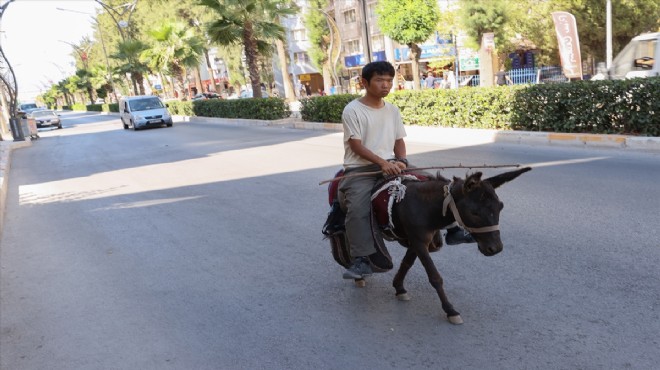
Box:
[107,103,119,113]
[165,100,194,116]
[192,98,291,120]
[86,104,103,112]
[70,103,87,111]
[387,87,519,129]
[510,77,660,136]
[299,94,360,123]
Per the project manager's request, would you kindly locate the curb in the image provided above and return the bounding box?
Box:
[176,115,660,153]
[0,139,32,234]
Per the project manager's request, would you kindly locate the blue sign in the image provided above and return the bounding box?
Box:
[394,44,455,61]
[372,50,387,62]
[344,54,366,67]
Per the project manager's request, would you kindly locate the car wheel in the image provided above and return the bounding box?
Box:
[166,122,173,127]
[122,119,128,129]
[57,124,62,129]
[132,121,139,131]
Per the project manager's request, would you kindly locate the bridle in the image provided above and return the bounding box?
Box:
[442,182,499,234]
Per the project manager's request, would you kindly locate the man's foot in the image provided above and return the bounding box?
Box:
[445,228,476,245]
[342,257,373,279]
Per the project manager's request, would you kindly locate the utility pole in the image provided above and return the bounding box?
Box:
[606,0,612,68]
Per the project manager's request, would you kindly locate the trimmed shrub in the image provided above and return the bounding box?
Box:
[510,77,660,136]
[165,100,195,116]
[299,94,361,123]
[192,98,291,120]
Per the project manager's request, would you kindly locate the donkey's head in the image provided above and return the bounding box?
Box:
[451,167,531,256]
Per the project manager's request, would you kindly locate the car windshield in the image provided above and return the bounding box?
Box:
[31,110,54,117]
[20,103,38,110]
[129,97,164,111]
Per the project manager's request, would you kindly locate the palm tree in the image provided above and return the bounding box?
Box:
[141,22,205,100]
[201,0,298,98]
[111,39,151,95]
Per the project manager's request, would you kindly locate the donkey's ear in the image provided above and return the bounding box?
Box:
[464,172,483,192]
[485,167,532,189]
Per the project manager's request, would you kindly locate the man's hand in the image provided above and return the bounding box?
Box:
[394,161,407,171]
[381,161,402,175]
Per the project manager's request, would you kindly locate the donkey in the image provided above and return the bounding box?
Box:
[383,166,532,324]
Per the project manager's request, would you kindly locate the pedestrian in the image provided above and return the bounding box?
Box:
[425,71,435,89]
[304,82,312,96]
[339,61,474,280]
[495,67,513,86]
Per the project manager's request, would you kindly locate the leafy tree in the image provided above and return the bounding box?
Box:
[377,0,440,90]
[458,0,508,50]
[141,22,205,99]
[551,0,660,63]
[201,0,297,98]
[111,39,151,95]
[304,0,337,96]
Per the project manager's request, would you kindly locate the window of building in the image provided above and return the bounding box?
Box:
[371,34,385,51]
[368,2,377,19]
[294,52,310,64]
[344,9,356,24]
[345,39,361,55]
[292,29,307,42]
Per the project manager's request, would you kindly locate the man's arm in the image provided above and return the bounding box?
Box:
[348,138,402,175]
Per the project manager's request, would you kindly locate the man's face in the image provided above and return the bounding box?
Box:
[363,73,393,98]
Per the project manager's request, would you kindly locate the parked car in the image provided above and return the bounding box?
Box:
[239,89,270,98]
[119,95,173,130]
[18,102,43,118]
[192,92,221,101]
[28,109,62,129]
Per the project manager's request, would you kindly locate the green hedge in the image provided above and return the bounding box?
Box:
[510,77,660,136]
[298,77,659,136]
[299,94,361,123]
[191,98,291,120]
[387,87,519,129]
[165,100,195,116]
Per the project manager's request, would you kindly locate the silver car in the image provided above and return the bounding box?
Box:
[28,109,62,129]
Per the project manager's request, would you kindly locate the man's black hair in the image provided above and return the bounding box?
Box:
[361,61,395,82]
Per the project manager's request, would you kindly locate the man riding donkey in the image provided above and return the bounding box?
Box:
[337,60,475,280]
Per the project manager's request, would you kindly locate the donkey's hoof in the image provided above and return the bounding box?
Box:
[447,315,464,325]
[354,279,366,288]
[396,292,411,301]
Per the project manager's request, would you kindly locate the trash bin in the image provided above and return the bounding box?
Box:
[21,118,39,139]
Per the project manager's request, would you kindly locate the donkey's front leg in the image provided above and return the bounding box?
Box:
[393,249,417,301]
[416,249,463,325]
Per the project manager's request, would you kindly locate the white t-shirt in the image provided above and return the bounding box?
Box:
[342,99,407,168]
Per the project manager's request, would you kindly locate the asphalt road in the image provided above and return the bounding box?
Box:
[1,112,659,369]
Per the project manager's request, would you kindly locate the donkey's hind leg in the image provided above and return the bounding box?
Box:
[393,249,417,301]
[416,249,463,324]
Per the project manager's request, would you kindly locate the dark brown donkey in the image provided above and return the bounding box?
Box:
[385,167,531,324]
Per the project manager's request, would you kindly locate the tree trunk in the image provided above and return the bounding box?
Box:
[322,63,332,94]
[409,43,422,90]
[243,21,262,98]
[194,66,203,94]
[275,38,294,101]
[204,48,220,93]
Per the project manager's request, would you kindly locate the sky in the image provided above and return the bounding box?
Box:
[2,0,100,102]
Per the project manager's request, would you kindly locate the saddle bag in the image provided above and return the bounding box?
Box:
[322,169,393,272]
[322,170,352,268]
